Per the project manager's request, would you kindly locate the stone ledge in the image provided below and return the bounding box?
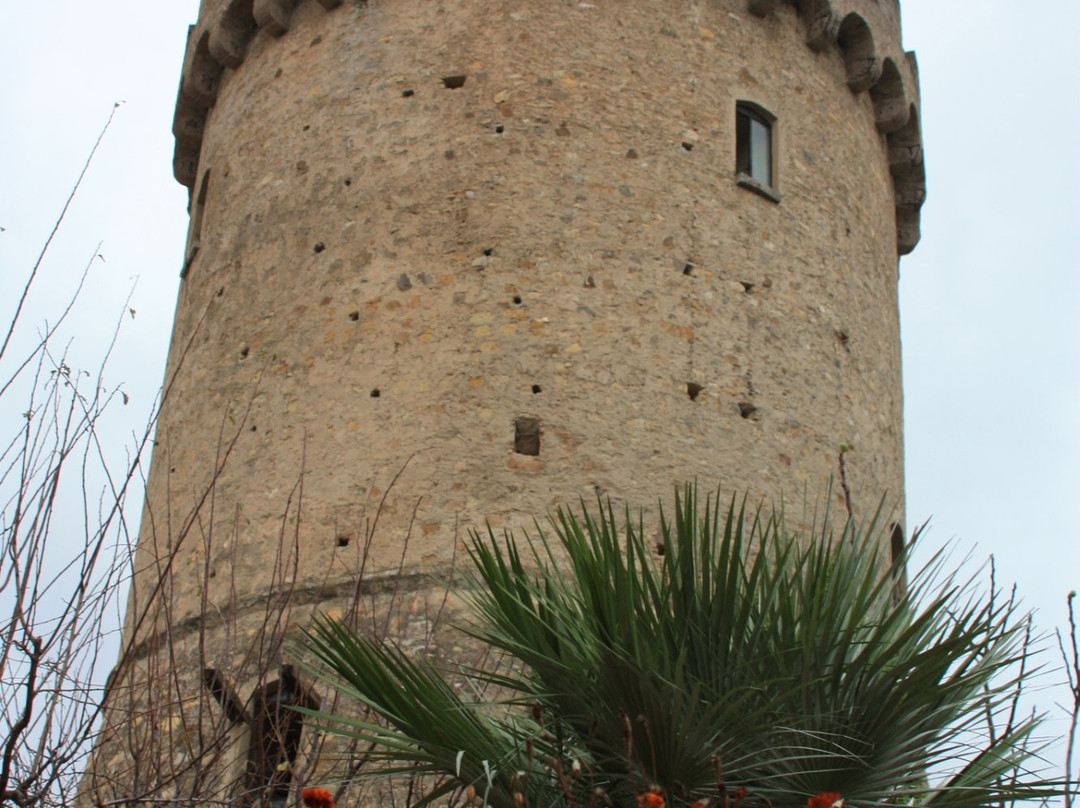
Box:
[117,566,445,668]
[737,173,783,204]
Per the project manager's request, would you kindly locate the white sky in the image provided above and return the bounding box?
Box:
[1,0,1077,760]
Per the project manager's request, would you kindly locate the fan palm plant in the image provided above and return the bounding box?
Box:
[299,486,1058,808]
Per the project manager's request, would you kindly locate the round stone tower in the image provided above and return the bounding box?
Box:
[93,0,924,804]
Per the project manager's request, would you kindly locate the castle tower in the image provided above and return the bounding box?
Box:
[93,0,924,803]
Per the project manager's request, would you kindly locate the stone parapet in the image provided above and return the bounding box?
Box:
[173,0,925,254]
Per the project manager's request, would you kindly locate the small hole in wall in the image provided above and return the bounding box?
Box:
[740,280,754,292]
[239,345,250,359]
[512,294,522,305]
[681,142,694,151]
[442,75,468,89]
[344,178,352,186]
[370,388,381,398]
[532,384,542,394]
[495,124,505,134]
[336,536,350,548]
[682,263,694,276]
[482,246,493,256]
[514,417,541,456]
[216,287,225,297]
[738,401,758,419]
[686,382,703,401]
[348,311,359,321]
[836,330,851,351]
[402,88,415,97]
[250,425,257,432]
[314,242,326,253]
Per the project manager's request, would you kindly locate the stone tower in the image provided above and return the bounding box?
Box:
[94,0,924,804]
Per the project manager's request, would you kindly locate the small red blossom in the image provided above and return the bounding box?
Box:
[301,787,336,808]
[637,791,665,808]
[807,792,843,808]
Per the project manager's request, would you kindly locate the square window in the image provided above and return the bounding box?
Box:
[736,103,780,202]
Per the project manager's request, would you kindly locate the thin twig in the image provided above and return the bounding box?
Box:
[1058,591,1080,808]
[0,103,122,369]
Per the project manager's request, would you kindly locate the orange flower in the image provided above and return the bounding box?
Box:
[637,791,665,808]
[807,792,843,808]
[301,787,336,808]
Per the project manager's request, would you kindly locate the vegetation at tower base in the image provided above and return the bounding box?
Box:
[301,486,1060,808]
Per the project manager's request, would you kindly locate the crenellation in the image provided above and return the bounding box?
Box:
[799,0,842,51]
[170,0,926,254]
[184,30,223,105]
[870,58,910,133]
[208,0,257,68]
[254,0,301,35]
[837,13,884,93]
[887,108,925,178]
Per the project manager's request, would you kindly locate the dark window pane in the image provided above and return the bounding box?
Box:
[736,109,751,175]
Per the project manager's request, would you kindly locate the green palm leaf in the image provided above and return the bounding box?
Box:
[298,485,1061,808]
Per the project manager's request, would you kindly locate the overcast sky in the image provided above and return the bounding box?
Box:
[1,0,1077,754]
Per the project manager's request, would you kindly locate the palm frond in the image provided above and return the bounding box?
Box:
[297,484,1061,808]
[301,615,534,808]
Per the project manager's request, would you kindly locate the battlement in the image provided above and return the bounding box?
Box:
[172,0,925,254]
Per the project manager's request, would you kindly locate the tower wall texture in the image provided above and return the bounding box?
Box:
[96,0,925,801]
